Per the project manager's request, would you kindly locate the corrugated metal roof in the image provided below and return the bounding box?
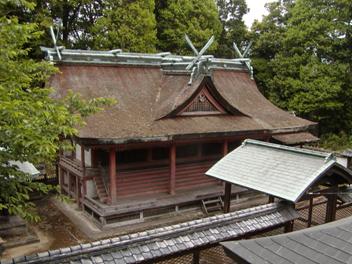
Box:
[221,216,352,264]
[206,139,352,202]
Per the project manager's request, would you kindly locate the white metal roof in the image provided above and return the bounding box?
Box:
[206,139,352,202]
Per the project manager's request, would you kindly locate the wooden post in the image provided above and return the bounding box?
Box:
[223,140,228,156]
[109,148,117,203]
[91,148,98,168]
[284,220,294,233]
[75,175,80,204]
[169,144,176,195]
[192,251,200,264]
[68,172,72,194]
[81,145,86,177]
[82,178,87,198]
[307,196,313,227]
[325,188,337,223]
[224,182,232,213]
[268,195,275,203]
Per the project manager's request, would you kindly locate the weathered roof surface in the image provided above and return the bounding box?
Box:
[221,216,352,264]
[272,132,319,145]
[4,203,298,264]
[48,64,314,143]
[206,139,352,202]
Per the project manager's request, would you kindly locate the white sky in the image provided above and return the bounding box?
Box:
[243,0,276,28]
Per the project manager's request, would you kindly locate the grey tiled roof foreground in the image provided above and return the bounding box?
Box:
[1,202,297,264]
[222,216,352,264]
[206,139,352,203]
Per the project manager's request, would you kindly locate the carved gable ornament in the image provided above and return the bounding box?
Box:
[178,84,226,116]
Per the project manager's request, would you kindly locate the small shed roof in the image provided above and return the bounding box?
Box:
[206,139,352,203]
[272,132,319,145]
[221,216,352,264]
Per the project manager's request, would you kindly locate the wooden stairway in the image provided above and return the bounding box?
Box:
[201,196,224,215]
[93,176,109,204]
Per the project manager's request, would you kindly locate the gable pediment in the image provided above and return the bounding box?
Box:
[178,84,226,116]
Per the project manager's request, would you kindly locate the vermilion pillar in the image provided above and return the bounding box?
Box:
[170,144,176,195]
[109,148,117,203]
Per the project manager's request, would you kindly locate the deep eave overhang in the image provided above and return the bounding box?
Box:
[74,124,317,146]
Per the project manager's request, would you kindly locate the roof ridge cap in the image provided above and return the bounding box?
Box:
[243,139,332,159]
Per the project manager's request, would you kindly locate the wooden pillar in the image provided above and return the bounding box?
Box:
[268,195,275,203]
[68,172,72,194]
[307,196,314,227]
[81,145,86,177]
[224,182,232,213]
[91,148,98,168]
[325,188,337,223]
[169,144,176,195]
[192,251,200,264]
[82,178,87,198]
[109,148,117,203]
[223,140,228,156]
[75,175,80,204]
[284,220,294,233]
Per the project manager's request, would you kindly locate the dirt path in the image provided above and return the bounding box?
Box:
[2,196,88,260]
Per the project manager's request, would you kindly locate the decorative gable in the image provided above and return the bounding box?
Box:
[178,85,226,116]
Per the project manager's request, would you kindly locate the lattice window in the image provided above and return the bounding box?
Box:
[183,92,218,113]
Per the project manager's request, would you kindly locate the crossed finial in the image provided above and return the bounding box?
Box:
[233,41,253,79]
[185,34,214,84]
[50,19,64,60]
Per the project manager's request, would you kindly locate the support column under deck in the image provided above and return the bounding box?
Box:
[169,144,176,195]
[109,148,117,203]
[224,182,232,213]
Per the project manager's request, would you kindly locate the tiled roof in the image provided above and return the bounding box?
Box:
[2,203,298,264]
[222,216,352,264]
[206,139,352,202]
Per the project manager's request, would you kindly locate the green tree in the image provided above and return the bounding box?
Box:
[251,0,352,134]
[250,0,294,97]
[270,0,352,133]
[155,0,222,55]
[92,0,157,52]
[0,2,114,221]
[216,0,249,58]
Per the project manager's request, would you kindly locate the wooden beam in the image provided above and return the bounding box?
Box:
[307,196,313,227]
[224,182,232,213]
[109,148,117,203]
[169,144,176,195]
[75,175,80,205]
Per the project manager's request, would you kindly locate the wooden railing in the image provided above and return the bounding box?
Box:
[59,157,84,177]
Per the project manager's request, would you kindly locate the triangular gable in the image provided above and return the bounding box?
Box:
[168,76,247,118]
[178,84,226,116]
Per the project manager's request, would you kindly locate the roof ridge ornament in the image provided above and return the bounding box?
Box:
[49,19,64,61]
[233,41,254,79]
[185,34,214,85]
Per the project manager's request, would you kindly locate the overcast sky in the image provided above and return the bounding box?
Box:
[243,0,276,28]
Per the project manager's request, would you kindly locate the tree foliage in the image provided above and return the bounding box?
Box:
[216,0,249,58]
[0,3,114,221]
[92,0,157,52]
[251,0,352,134]
[155,0,222,55]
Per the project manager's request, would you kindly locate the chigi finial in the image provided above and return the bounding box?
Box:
[185,34,214,85]
[233,40,254,79]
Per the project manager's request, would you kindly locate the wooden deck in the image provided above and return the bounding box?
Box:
[82,184,252,228]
